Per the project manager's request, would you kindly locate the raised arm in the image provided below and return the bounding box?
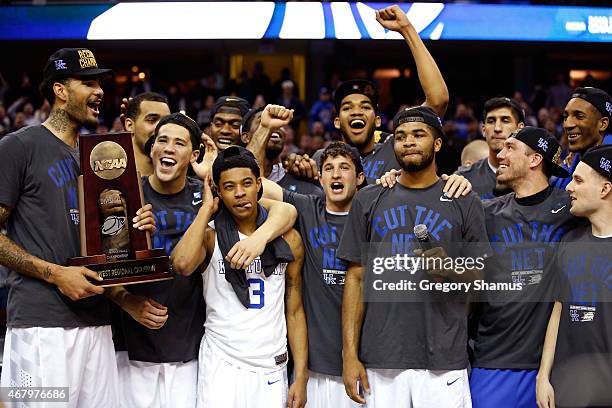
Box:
[171,176,218,276]
[0,204,104,300]
[246,104,293,175]
[536,301,561,408]
[284,229,308,408]
[376,5,449,117]
[342,261,369,404]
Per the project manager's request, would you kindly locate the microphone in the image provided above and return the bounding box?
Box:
[413,224,434,252]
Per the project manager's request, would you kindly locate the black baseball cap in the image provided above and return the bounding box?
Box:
[511,126,569,178]
[570,87,612,119]
[581,144,612,181]
[43,48,113,82]
[333,79,379,112]
[392,106,446,141]
[212,145,263,199]
[210,96,250,120]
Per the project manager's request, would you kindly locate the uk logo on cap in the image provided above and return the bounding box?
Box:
[537,138,549,152]
[55,60,67,70]
[600,157,611,173]
[606,101,612,116]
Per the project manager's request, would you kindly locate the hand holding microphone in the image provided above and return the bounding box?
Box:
[413,224,450,280]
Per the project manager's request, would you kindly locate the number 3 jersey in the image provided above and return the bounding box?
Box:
[202,222,289,371]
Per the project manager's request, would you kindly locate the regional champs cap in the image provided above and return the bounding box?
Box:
[43,48,113,81]
[511,126,569,178]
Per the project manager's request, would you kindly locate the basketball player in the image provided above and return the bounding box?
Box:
[209,96,250,151]
[457,97,525,199]
[172,146,308,408]
[288,5,449,185]
[107,113,205,408]
[470,127,578,408]
[124,92,171,176]
[552,87,611,189]
[537,145,612,408]
[338,106,491,407]
[259,140,365,408]
[0,48,155,407]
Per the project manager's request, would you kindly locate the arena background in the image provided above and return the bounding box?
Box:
[0,0,611,367]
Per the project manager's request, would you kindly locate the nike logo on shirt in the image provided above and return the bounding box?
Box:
[267,379,280,385]
[439,194,453,202]
[447,377,460,386]
[192,199,202,206]
[551,205,566,214]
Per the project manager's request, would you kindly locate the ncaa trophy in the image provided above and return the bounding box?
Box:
[68,132,172,286]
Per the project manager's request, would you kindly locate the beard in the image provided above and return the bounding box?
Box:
[66,97,98,129]
[396,147,435,172]
[265,146,283,160]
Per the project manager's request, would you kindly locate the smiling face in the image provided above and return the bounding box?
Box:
[393,122,441,172]
[150,123,199,184]
[563,98,605,153]
[334,93,381,149]
[211,111,242,150]
[495,137,537,187]
[566,162,608,217]
[61,77,104,128]
[482,106,523,153]
[218,167,261,221]
[320,154,364,211]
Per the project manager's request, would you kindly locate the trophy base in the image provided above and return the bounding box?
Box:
[68,249,172,287]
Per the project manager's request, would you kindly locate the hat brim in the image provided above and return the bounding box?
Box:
[551,164,570,178]
[76,68,115,78]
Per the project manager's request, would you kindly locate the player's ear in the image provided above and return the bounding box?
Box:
[125,117,135,132]
[241,132,250,145]
[375,115,382,128]
[190,148,200,164]
[600,179,612,199]
[599,116,609,134]
[53,81,69,104]
[434,136,443,153]
[357,171,365,188]
[517,122,525,130]
[334,117,341,130]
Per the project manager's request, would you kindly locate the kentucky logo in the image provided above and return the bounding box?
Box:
[55,60,67,70]
[600,157,611,173]
[606,101,612,116]
[78,49,98,69]
[537,138,549,152]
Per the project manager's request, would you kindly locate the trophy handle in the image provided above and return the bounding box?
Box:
[78,175,87,256]
[136,171,152,250]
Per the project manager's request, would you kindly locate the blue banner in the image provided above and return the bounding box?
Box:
[0,2,610,42]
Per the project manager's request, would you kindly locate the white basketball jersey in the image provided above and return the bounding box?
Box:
[202,223,288,370]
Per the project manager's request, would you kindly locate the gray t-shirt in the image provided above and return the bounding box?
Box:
[337,180,490,370]
[0,126,109,328]
[472,187,577,369]
[113,176,205,363]
[283,190,347,376]
[551,225,612,407]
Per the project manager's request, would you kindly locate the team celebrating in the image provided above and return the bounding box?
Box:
[0,4,610,408]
